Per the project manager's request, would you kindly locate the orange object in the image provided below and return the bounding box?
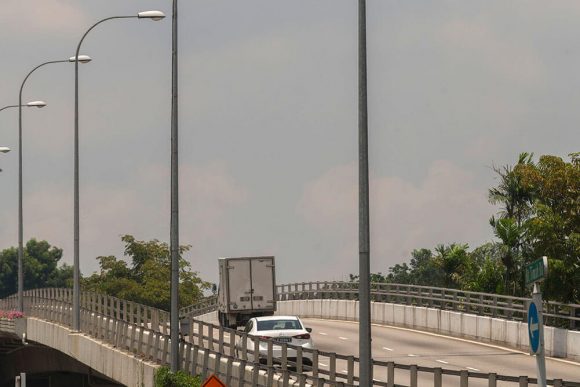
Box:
[202,374,226,387]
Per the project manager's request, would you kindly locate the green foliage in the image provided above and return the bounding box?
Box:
[154,366,201,387]
[515,153,580,302]
[0,239,72,298]
[83,235,211,310]
[356,152,578,304]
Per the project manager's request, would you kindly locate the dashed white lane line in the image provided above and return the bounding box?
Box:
[436,360,449,364]
[305,318,580,368]
[382,347,393,351]
[318,363,328,367]
[338,337,348,340]
[466,367,480,371]
[408,354,417,357]
[341,370,348,373]
[319,332,328,336]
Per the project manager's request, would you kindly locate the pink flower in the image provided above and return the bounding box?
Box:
[0,310,24,319]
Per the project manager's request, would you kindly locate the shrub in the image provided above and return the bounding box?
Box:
[154,366,202,387]
[0,310,24,319]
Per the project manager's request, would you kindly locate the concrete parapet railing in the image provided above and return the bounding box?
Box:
[277,282,580,331]
[276,299,580,362]
[2,290,578,386]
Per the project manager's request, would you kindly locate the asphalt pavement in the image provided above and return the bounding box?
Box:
[302,318,580,386]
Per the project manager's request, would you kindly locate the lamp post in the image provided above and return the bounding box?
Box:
[16,57,91,314]
[170,0,179,372]
[1,101,46,305]
[358,0,372,385]
[72,10,165,332]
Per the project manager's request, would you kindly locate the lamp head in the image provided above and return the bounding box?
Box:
[137,10,165,21]
[69,55,92,64]
[0,147,11,154]
[26,101,47,108]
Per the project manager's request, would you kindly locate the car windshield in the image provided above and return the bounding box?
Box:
[256,319,302,331]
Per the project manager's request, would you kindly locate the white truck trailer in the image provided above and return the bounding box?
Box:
[217,256,277,328]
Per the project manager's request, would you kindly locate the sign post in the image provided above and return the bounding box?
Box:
[526,256,548,387]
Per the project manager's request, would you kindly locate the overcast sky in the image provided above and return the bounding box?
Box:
[0,1,578,284]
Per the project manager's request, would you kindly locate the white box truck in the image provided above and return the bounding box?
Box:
[217,256,277,328]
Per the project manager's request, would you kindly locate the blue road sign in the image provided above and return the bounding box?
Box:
[528,301,540,354]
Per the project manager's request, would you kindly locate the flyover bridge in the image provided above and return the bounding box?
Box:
[1,283,579,386]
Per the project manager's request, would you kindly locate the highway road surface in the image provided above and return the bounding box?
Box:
[302,318,580,386]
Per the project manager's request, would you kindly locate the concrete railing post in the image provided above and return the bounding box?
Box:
[387,361,395,387]
[488,373,497,387]
[460,369,468,387]
[410,364,418,387]
[434,367,442,387]
[347,355,355,384]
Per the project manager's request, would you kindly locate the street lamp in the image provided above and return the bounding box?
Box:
[0,147,10,174]
[72,10,165,332]
[16,56,91,313]
[0,101,47,113]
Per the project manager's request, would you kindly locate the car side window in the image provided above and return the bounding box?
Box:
[244,320,253,333]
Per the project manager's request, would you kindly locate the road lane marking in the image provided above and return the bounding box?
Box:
[341,370,348,373]
[318,363,328,367]
[382,347,393,351]
[319,332,328,336]
[303,318,580,367]
[466,367,480,371]
[436,360,449,364]
[408,354,417,357]
[338,337,348,340]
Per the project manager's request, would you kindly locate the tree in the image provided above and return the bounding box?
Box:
[83,235,211,310]
[515,153,580,303]
[488,153,537,293]
[433,244,470,289]
[460,243,505,293]
[0,239,72,298]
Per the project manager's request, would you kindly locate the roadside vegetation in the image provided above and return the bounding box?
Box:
[154,366,202,387]
[0,235,210,310]
[1,152,577,304]
[350,152,579,304]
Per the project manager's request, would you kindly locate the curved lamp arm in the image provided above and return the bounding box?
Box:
[0,101,47,113]
[71,10,165,332]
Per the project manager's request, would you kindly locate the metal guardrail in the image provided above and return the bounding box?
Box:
[4,293,577,387]
[2,288,580,386]
[177,282,580,330]
[179,294,218,318]
[276,282,580,330]
[1,288,172,334]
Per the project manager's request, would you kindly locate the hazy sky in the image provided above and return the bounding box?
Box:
[0,1,578,284]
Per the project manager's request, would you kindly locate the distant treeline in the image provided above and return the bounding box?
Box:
[350,153,579,304]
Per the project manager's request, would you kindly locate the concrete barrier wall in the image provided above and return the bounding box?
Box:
[277,300,579,362]
[26,318,159,387]
[26,317,305,387]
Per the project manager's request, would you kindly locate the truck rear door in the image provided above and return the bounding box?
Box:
[250,257,275,310]
[227,259,253,311]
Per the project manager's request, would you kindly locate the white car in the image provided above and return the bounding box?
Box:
[237,315,314,367]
